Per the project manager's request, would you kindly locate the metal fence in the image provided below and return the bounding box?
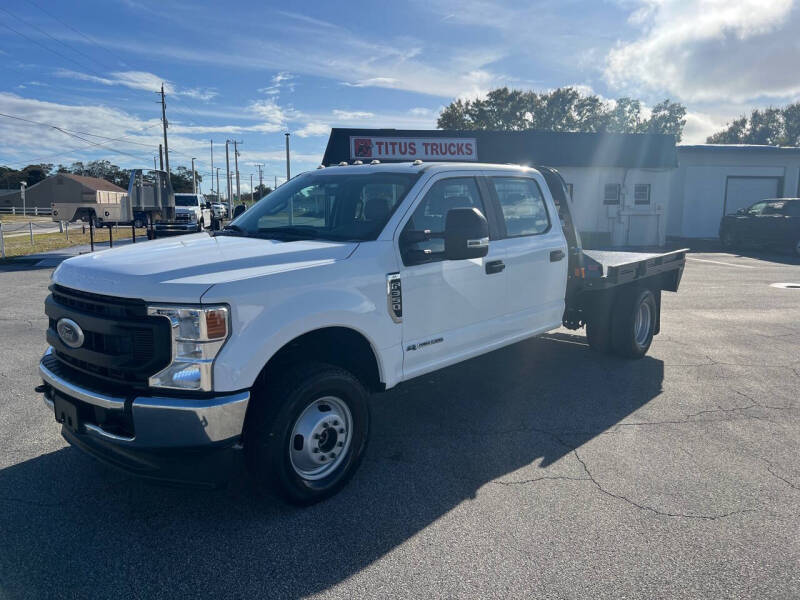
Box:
[0,206,52,216]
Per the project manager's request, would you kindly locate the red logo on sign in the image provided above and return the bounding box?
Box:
[353,138,373,158]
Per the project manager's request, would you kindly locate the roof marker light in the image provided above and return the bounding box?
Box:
[316,165,325,169]
[352,160,363,165]
[338,161,348,166]
[370,159,381,165]
[412,159,423,166]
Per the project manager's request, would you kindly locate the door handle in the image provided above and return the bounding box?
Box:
[550,249,565,262]
[485,260,505,274]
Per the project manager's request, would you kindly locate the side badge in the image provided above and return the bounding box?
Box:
[386,273,402,323]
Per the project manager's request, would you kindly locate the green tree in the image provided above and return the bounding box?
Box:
[437,87,687,140]
[706,103,800,146]
[170,166,202,193]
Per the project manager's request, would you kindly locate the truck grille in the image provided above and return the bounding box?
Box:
[46,285,171,389]
[175,213,191,222]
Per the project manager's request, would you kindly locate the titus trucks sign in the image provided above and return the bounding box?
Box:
[349,136,478,162]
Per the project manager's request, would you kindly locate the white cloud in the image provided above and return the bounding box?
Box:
[55,69,217,101]
[605,0,800,102]
[332,109,375,120]
[294,122,330,137]
[258,71,296,95]
[248,97,293,125]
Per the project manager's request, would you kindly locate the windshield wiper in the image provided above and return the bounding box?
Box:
[215,224,248,237]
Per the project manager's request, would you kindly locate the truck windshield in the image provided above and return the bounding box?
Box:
[227,171,420,241]
[175,195,199,206]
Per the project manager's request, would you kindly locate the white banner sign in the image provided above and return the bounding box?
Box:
[349,136,477,161]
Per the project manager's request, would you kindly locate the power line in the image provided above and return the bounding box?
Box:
[0,5,117,74]
[0,16,107,80]
[22,0,130,67]
[0,112,161,148]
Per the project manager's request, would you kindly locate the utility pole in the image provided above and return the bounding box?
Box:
[256,163,263,196]
[20,181,27,216]
[159,83,170,183]
[153,156,157,170]
[250,173,254,203]
[216,167,220,202]
[210,140,214,195]
[225,140,231,203]
[159,144,164,170]
[191,157,197,194]
[233,140,241,203]
[274,175,277,189]
[285,132,291,180]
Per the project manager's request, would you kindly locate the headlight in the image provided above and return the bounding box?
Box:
[146,305,229,391]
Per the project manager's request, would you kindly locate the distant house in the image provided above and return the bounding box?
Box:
[0,174,126,210]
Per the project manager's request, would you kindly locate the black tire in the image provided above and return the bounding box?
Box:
[244,363,370,505]
[586,319,612,353]
[611,287,657,359]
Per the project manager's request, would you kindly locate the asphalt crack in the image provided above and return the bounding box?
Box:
[572,448,755,520]
[763,459,799,491]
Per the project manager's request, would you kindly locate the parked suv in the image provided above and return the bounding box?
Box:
[720,198,800,256]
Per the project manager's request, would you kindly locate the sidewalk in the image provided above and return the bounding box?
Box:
[2,235,145,267]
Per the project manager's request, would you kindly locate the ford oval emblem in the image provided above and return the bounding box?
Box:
[56,318,84,349]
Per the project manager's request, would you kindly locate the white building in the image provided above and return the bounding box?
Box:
[323,129,677,248]
[668,145,800,239]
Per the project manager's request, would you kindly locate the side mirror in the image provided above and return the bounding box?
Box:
[444,207,489,260]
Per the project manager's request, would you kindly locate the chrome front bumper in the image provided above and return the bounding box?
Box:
[39,348,249,449]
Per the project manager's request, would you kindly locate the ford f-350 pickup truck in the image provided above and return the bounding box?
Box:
[38,162,686,505]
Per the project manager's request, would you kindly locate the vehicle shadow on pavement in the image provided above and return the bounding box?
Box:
[0,334,663,599]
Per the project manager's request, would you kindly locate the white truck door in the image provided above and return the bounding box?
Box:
[485,172,568,335]
[396,174,507,379]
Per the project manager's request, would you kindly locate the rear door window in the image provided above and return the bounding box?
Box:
[490,177,550,237]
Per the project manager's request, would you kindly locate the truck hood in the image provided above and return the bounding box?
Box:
[52,233,358,303]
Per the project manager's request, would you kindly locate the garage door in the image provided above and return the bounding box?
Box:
[724,177,781,215]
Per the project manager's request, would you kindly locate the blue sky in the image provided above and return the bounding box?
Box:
[2,0,800,193]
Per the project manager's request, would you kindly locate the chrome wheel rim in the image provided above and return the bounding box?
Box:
[634,301,652,347]
[289,396,352,481]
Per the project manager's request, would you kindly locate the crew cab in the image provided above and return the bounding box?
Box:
[720,198,800,256]
[154,193,212,236]
[37,162,686,505]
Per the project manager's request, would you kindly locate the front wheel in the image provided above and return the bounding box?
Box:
[245,363,370,505]
[612,287,657,359]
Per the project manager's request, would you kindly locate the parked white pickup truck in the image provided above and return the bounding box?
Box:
[154,192,212,236]
[38,162,686,504]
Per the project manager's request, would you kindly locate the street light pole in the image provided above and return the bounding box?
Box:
[250,173,254,203]
[233,140,241,203]
[225,141,231,203]
[191,157,197,194]
[20,181,27,216]
[285,132,291,181]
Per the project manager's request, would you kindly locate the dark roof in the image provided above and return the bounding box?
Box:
[679,144,800,155]
[57,173,126,192]
[322,128,678,169]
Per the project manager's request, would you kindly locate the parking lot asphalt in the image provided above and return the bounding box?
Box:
[1,249,798,599]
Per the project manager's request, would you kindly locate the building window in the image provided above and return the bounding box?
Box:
[565,183,574,202]
[603,183,620,205]
[634,184,651,205]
